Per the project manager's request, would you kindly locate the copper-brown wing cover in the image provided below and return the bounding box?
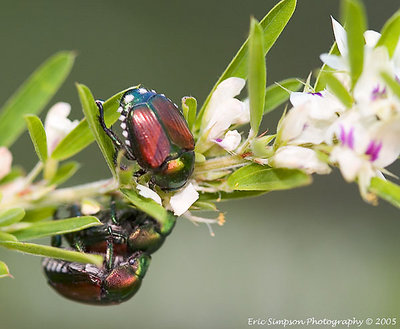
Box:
[150,95,194,150]
[129,105,171,169]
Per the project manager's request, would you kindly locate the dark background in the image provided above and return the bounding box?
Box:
[1,1,400,328]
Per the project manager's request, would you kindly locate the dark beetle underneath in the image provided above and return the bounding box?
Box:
[97,87,195,190]
[43,200,175,305]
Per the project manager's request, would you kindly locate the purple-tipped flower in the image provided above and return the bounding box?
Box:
[365,140,382,162]
[370,85,386,101]
[339,125,355,149]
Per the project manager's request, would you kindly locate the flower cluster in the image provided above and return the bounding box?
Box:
[271,17,400,200]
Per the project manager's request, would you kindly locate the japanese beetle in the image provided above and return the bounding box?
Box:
[62,199,175,255]
[43,252,150,305]
[43,198,175,305]
[97,87,195,190]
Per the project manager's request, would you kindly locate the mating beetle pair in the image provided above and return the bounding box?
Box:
[97,87,195,190]
[43,198,176,305]
[43,87,191,304]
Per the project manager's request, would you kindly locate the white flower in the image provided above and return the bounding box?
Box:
[271,145,331,175]
[202,77,249,140]
[45,102,79,154]
[0,147,12,180]
[214,130,241,151]
[279,91,344,145]
[320,17,400,120]
[137,184,162,205]
[169,183,199,216]
[329,112,400,196]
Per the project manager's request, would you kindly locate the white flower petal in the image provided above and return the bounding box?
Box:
[331,17,348,56]
[330,147,363,182]
[45,102,79,153]
[0,147,12,179]
[272,146,331,175]
[169,183,199,216]
[214,130,241,151]
[371,119,400,168]
[320,53,347,71]
[203,77,248,140]
[137,184,162,205]
[364,30,381,48]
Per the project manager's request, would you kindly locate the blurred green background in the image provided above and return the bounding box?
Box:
[1,0,400,328]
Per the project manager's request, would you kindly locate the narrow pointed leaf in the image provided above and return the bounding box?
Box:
[0,208,25,227]
[51,88,133,161]
[12,216,101,241]
[121,188,176,235]
[248,18,266,136]
[48,161,80,186]
[0,52,75,147]
[228,164,311,191]
[0,232,17,242]
[181,96,197,131]
[320,71,353,108]
[264,78,302,114]
[369,177,400,208]
[343,0,366,88]
[0,261,12,278]
[0,241,103,266]
[77,84,116,178]
[381,71,400,100]
[24,115,48,162]
[375,9,400,58]
[195,0,296,129]
[198,190,268,202]
[23,206,56,222]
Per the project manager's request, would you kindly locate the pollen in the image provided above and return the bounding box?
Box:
[217,213,226,226]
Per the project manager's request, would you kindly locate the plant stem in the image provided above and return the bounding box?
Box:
[194,155,247,175]
[24,162,43,187]
[1,178,118,209]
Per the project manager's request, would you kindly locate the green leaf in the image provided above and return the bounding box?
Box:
[181,96,197,131]
[48,161,80,186]
[12,216,101,241]
[375,9,400,58]
[195,0,297,129]
[199,190,267,202]
[191,201,217,211]
[0,241,103,266]
[343,0,366,88]
[121,188,176,236]
[314,43,340,92]
[0,232,17,242]
[319,71,353,108]
[0,52,75,147]
[51,88,133,161]
[381,71,400,100]
[24,115,48,162]
[227,164,311,191]
[264,78,302,114]
[0,208,25,227]
[23,206,56,222]
[77,84,116,178]
[369,177,400,208]
[0,260,12,278]
[248,18,266,137]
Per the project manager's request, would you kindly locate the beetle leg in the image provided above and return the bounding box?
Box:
[96,101,135,160]
[69,204,85,252]
[51,208,62,247]
[105,226,114,271]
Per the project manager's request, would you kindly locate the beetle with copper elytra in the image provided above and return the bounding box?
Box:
[97,87,195,190]
[42,200,176,305]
